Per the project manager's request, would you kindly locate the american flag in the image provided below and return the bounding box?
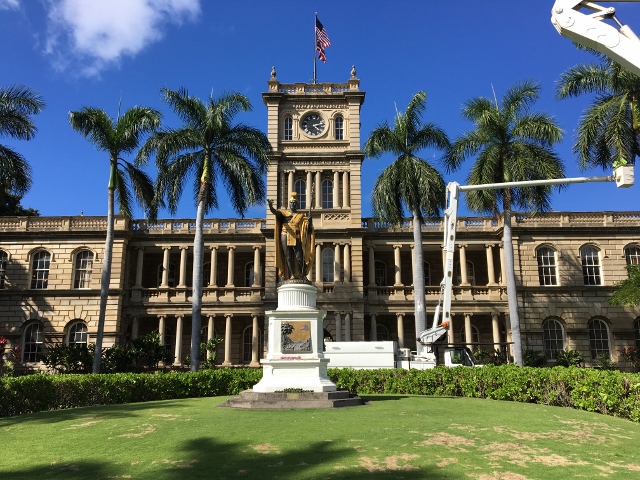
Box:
[315,17,330,63]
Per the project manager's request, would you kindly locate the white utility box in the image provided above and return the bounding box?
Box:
[324,341,397,369]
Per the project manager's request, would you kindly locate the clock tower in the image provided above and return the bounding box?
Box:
[262,67,367,340]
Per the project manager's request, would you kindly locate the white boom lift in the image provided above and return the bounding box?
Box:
[413,0,640,365]
[551,1,640,77]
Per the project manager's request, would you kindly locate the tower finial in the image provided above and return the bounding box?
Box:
[351,65,356,78]
[271,66,277,78]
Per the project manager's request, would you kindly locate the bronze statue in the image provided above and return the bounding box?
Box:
[268,192,315,281]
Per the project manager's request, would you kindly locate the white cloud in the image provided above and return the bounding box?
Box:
[44,0,200,77]
[0,0,20,10]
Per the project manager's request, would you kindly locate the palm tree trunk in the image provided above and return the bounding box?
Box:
[190,194,206,372]
[412,210,426,355]
[503,208,523,366]
[93,168,116,373]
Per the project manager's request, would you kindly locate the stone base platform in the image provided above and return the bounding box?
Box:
[219,389,366,409]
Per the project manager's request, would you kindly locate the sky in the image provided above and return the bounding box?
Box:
[1,0,638,221]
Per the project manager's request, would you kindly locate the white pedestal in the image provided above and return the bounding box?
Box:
[253,282,337,393]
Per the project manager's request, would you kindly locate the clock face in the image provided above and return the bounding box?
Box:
[301,113,325,136]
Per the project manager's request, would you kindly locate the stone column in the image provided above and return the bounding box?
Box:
[306,171,313,208]
[459,245,469,285]
[209,246,218,287]
[226,246,235,287]
[333,170,340,208]
[343,243,351,283]
[370,314,377,341]
[492,313,501,350]
[315,243,322,282]
[334,243,341,283]
[207,315,215,361]
[335,312,342,342]
[447,313,455,344]
[174,315,183,366]
[464,313,473,349]
[396,313,405,349]
[342,171,349,208]
[368,244,376,287]
[223,314,233,366]
[393,244,402,286]
[500,244,506,286]
[485,244,496,285]
[253,246,261,287]
[178,246,188,288]
[344,312,351,341]
[131,315,139,339]
[251,314,260,367]
[315,171,322,208]
[287,170,293,200]
[280,170,286,206]
[134,247,144,288]
[158,315,166,345]
[161,247,171,287]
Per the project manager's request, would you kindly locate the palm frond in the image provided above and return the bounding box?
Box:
[0,145,32,195]
[0,84,45,140]
[69,108,114,152]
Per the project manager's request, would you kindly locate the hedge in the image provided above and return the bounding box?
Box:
[2,365,640,422]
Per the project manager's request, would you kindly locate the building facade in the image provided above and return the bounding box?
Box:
[1,71,639,369]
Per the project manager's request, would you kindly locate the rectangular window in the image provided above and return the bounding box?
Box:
[335,116,344,140]
[581,246,601,285]
[536,248,557,286]
[74,250,94,288]
[284,117,293,141]
[0,251,7,289]
[31,251,50,289]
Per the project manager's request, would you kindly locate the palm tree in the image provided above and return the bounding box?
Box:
[364,91,450,354]
[69,106,161,373]
[0,85,45,202]
[556,49,640,170]
[443,81,565,366]
[138,88,271,371]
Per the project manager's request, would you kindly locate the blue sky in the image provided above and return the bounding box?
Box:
[1,0,638,220]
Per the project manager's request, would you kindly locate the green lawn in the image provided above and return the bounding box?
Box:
[2,395,640,479]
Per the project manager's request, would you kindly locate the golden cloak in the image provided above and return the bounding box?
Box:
[274,209,315,279]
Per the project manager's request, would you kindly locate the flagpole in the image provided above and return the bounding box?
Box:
[313,12,317,84]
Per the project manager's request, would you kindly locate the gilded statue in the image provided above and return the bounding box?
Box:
[268,192,315,281]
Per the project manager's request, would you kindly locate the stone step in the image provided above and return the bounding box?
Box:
[219,389,366,409]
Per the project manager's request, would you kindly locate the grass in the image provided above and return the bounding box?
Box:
[2,395,640,479]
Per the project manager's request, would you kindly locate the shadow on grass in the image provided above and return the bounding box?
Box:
[4,434,451,479]
[0,399,185,427]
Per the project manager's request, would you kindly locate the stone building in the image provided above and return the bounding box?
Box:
[1,71,639,369]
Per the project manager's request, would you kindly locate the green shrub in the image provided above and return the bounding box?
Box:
[522,349,547,367]
[556,348,584,367]
[3,366,640,423]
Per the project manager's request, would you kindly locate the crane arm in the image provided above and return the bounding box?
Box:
[552,1,640,76]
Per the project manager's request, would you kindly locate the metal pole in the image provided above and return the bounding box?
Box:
[313,13,318,84]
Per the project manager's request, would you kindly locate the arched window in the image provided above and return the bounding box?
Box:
[68,322,88,346]
[157,263,176,287]
[455,261,475,285]
[459,325,480,345]
[624,244,640,265]
[23,323,44,362]
[245,262,254,287]
[321,247,334,282]
[634,318,640,350]
[542,318,564,360]
[0,250,7,289]
[536,246,558,286]
[242,325,264,363]
[588,318,610,359]
[376,324,390,341]
[423,261,431,286]
[294,179,307,209]
[73,250,94,288]
[334,115,344,140]
[321,179,333,208]
[283,116,293,140]
[374,260,387,286]
[580,245,601,285]
[31,250,51,289]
